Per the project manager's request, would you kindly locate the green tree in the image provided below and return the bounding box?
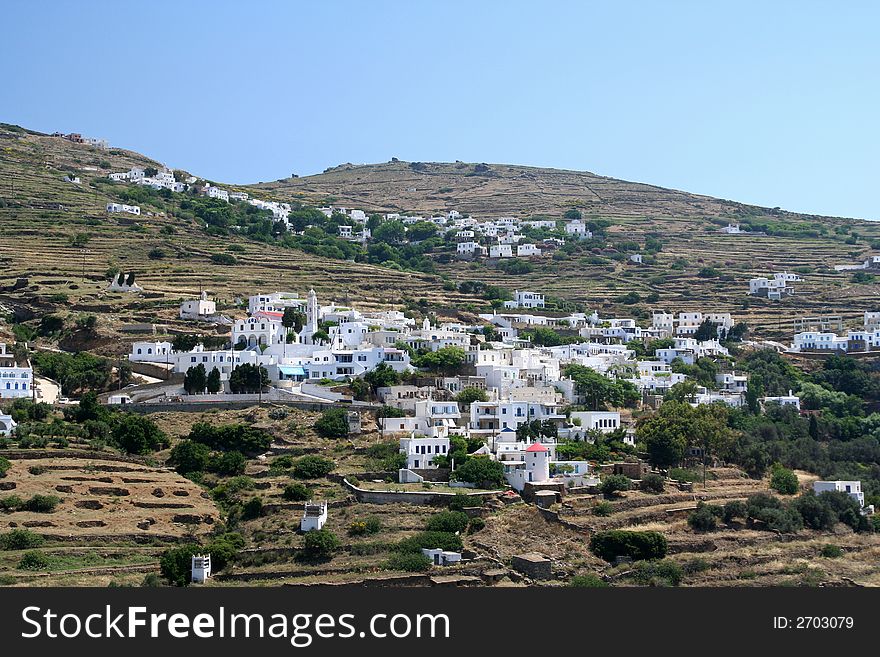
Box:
[456,386,489,405]
[589,530,668,562]
[450,457,505,488]
[313,407,349,439]
[302,529,340,560]
[206,367,222,394]
[363,362,400,393]
[413,346,467,374]
[159,545,198,586]
[769,465,799,495]
[167,440,211,474]
[291,455,336,479]
[283,482,312,501]
[111,414,167,454]
[228,364,269,393]
[425,510,469,533]
[599,474,632,497]
[183,363,207,394]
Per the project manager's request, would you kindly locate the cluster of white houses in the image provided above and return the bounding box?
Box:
[748,272,803,300]
[790,312,880,353]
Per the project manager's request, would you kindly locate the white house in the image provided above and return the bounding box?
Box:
[191,554,211,584]
[564,220,592,239]
[812,480,865,507]
[0,343,33,400]
[421,548,463,566]
[300,501,328,531]
[761,390,800,411]
[457,241,486,257]
[503,290,545,310]
[569,411,621,434]
[490,244,514,258]
[179,291,217,320]
[398,435,450,470]
[204,185,229,202]
[129,341,173,363]
[719,224,743,234]
[106,203,140,215]
[516,243,542,257]
[229,191,249,201]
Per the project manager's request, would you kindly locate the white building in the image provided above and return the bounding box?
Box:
[0,343,33,400]
[179,291,217,320]
[129,340,173,363]
[503,290,545,310]
[204,185,229,202]
[564,220,592,239]
[0,413,17,435]
[490,244,514,258]
[248,291,306,315]
[191,554,211,583]
[761,390,800,411]
[421,548,462,566]
[516,243,542,257]
[399,435,450,470]
[812,480,865,507]
[300,501,328,532]
[106,203,140,215]
[569,411,621,434]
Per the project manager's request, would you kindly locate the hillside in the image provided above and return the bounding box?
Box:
[3,121,880,343]
[254,160,880,337]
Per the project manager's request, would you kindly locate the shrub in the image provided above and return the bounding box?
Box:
[599,474,632,497]
[0,456,9,478]
[639,473,665,494]
[159,545,198,586]
[589,530,667,562]
[395,531,463,554]
[348,517,382,537]
[820,544,843,559]
[770,465,799,495]
[282,482,311,502]
[0,529,44,550]
[383,552,432,572]
[18,551,50,571]
[722,500,748,524]
[241,497,263,520]
[791,492,836,530]
[626,559,683,586]
[111,414,167,455]
[291,455,335,479]
[687,502,723,532]
[0,495,23,511]
[22,495,60,513]
[302,529,340,560]
[569,574,608,588]
[450,457,505,488]
[468,517,485,533]
[593,501,614,516]
[425,510,469,533]
[313,407,349,439]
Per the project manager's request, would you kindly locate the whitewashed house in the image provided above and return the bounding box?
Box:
[761,390,800,411]
[0,344,32,400]
[300,501,328,532]
[812,480,865,507]
[129,341,173,363]
[503,290,545,310]
[179,291,217,320]
[564,220,592,239]
[0,413,17,435]
[490,244,513,258]
[191,554,211,584]
[106,203,140,215]
[398,435,451,470]
[516,243,542,257]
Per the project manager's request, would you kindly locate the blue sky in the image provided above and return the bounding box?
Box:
[3,1,879,219]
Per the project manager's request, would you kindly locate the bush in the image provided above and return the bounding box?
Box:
[425,510,469,533]
[791,492,836,530]
[593,501,614,517]
[282,482,311,502]
[639,473,665,494]
[0,529,44,550]
[449,457,505,488]
[348,517,382,536]
[241,497,263,520]
[159,545,198,586]
[302,529,340,560]
[0,456,9,478]
[18,551,50,571]
[599,474,632,497]
[313,407,349,439]
[468,517,485,533]
[569,574,608,588]
[291,455,335,479]
[111,414,167,455]
[0,495,23,511]
[820,544,843,559]
[589,530,667,562]
[395,531,463,554]
[383,552,432,572]
[22,495,60,513]
[687,502,723,532]
[722,500,748,524]
[770,465,799,495]
[626,559,683,586]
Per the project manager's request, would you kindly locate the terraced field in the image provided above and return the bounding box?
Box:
[526,468,880,587]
